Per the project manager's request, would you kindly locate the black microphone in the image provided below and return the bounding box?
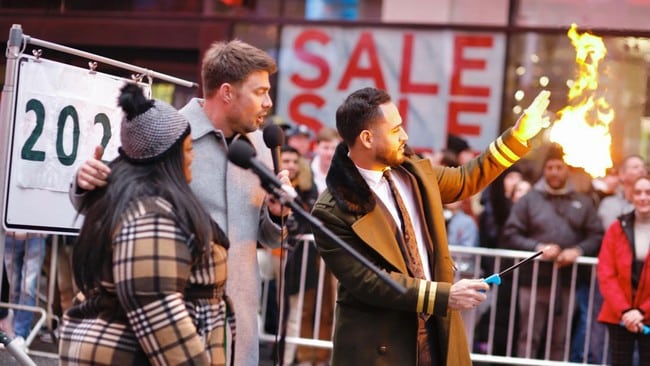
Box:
[263,124,285,174]
[229,139,407,295]
[228,139,297,200]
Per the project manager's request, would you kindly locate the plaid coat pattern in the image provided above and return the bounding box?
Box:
[59,197,234,365]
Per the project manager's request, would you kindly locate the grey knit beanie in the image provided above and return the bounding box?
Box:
[117,83,190,163]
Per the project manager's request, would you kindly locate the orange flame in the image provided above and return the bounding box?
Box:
[549,23,613,178]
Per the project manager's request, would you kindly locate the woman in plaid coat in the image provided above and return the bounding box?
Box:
[59,84,234,365]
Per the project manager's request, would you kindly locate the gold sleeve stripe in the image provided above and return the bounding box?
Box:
[496,136,519,162]
[427,282,437,314]
[417,280,427,313]
[488,141,514,168]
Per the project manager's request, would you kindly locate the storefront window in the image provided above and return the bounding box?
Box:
[503,30,650,167]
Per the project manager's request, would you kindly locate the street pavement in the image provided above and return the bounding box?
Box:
[1,338,276,365]
[0,332,58,366]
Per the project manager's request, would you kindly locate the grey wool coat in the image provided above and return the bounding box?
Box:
[181,98,284,366]
[311,129,530,366]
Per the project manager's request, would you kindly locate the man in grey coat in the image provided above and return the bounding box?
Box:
[503,143,603,361]
[72,40,289,366]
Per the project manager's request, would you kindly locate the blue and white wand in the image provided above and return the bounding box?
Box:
[483,249,545,286]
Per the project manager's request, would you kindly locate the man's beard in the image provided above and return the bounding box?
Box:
[227,113,258,135]
[377,146,405,167]
[546,177,567,190]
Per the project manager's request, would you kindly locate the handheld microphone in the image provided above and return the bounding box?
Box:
[263,124,285,174]
[228,139,297,200]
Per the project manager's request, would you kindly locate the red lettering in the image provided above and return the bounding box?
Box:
[289,93,325,132]
[338,32,386,90]
[447,101,485,136]
[398,98,410,132]
[451,35,492,97]
[400,33,438,94]
[291,30,331,89]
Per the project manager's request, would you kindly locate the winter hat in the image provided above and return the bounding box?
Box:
[117,83,190,163]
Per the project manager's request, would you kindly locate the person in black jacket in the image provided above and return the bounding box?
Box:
[503,143,603,361]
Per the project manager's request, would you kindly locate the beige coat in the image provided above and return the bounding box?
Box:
[311,129,529,366]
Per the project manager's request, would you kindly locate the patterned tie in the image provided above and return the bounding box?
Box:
[383,169,426,279]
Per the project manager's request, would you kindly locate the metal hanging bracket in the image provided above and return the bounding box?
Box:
[31,49,42,62]
[88,61,97,74]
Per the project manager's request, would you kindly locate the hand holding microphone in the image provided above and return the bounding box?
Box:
[261,124,294,217]
[265,170,292,217]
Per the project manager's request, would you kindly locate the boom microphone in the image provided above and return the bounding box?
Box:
[228,139,297,200]
[228,142,407,295]
[263,124,285,174]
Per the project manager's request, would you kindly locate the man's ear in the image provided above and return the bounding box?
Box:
[359,130,373,149]
[219,83,233,103]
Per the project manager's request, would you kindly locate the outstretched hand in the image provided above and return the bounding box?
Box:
[512,90,551,143]
[76,145,111,191]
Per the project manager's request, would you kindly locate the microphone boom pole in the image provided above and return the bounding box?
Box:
[228,140,406,295]
[269,186,407,295]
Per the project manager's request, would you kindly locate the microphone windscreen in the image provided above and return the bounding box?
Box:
[263,124,285,149]
[228,140,257,169]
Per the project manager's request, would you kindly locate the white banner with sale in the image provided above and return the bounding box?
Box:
[4,55,145,233]
[276,26,506,152]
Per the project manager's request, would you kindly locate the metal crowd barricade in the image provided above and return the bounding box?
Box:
[259,234,333,350]
[451,246,605,365]
[259,242,607,365]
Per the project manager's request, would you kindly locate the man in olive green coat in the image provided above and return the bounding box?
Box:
[311,87,550,366]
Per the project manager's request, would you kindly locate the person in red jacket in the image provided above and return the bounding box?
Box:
[598,175,650,366]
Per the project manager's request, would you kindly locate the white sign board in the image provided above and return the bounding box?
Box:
[277,26,506,152]
[3,56,141,234]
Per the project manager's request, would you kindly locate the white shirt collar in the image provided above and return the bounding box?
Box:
[355,165,386,190]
